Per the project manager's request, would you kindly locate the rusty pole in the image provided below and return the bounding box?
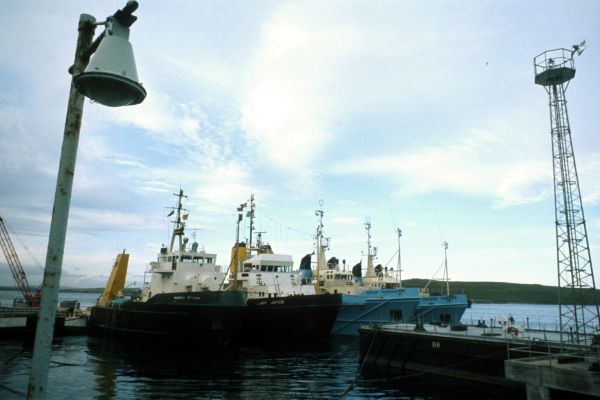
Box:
[27,14,96,399]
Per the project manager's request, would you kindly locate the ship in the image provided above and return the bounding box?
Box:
[88,189,247,348]
[299,210,422,336]
[90,191,342,347]
[359,224,469,325]
[226,196,341,344]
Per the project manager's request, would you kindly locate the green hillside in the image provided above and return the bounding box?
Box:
[403,279,600,304]
[2,281,599,304]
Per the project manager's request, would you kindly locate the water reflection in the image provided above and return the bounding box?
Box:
[1,333,529,399]
[87,336,241,398]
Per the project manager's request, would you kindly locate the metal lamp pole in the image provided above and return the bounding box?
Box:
[27,14,97,399]
[27,2,144,397]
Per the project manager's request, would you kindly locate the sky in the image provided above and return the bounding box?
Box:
[1,0,599,290]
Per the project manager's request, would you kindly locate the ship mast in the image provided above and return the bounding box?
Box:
[229,202,246,291]
[315,207,329,295]
[168,189,188,252]
[247,194,255,250]
[442,241,450,296]
[396,227,402,286]
[364,219,377,278]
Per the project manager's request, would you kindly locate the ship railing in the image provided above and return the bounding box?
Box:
[506,338,598,363]
[0,306,38,317]
[464,314,576,333]
[383,322,566,345]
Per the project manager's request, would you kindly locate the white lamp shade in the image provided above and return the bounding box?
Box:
[74,32,146,106]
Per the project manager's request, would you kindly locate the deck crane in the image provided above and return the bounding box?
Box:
[0,216,41,307]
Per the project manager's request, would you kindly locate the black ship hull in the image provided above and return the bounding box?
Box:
[243,293,342,345]
[89,292,342,348]
[358,326,566,390]
[89,291,247,348]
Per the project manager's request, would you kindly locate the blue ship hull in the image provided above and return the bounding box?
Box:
[332,288,421,336]
[414,294,469,324]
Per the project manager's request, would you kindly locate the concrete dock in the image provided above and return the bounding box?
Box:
[505,351,600,399]
[0,304,87,337]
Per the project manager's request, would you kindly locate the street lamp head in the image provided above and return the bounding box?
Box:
[73,15,146,107]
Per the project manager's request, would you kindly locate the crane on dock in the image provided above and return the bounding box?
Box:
[0,216,41,307]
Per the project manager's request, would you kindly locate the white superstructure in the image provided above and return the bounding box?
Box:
[233,252,315,299]
[312,208,368,295]
[142,190,225,301]
[227,197,315,299]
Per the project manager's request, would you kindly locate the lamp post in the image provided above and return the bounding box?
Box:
[27,2,145,398]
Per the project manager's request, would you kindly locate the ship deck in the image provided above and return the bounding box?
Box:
[365,322,592,352]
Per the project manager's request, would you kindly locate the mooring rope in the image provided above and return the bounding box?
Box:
[341,327,379,397]
[0,382,26,398]
[341,331,510,397]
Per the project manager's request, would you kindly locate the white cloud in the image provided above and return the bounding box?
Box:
[192,163,257,213]
[330,128,554,208]
[0,105,29,170]
[240,4,359,171]
[579,153,600,206]
[2,1,600,289]
[97,87,189,138]
[331,216,362,225]
[67,207,158,232]
[493,162,551,208]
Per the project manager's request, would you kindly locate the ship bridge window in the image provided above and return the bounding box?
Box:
[205,258,213,263]
[267,266,274,272]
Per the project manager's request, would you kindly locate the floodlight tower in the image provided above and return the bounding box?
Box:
[534,41,600,346]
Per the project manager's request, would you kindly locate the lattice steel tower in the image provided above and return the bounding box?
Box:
[534,42,600,345]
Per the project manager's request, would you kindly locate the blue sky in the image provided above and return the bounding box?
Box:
[1,0,599,289]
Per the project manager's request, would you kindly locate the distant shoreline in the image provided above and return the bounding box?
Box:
[2,279,597,305]
[0,286,103,293]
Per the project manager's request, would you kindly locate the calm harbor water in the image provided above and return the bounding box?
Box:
[0,292,564,399]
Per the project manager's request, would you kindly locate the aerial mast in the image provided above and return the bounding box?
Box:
[534,41,600,345]
[247,194,255,249]
[168,189,188,252]
[442,241,449,297]
[229,202,246,292]
[364,219,377,278]
[314,205,329,295]
[396,228,402,285]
